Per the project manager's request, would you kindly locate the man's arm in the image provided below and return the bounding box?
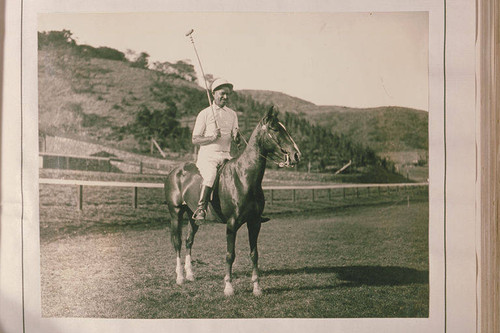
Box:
[192,109,221,146]
[232,129,244,151]
[233,130,241,144]
[192,128,221,146]
[232,112,241,146]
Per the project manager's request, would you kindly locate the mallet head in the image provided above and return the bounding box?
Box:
[185,29,194,37]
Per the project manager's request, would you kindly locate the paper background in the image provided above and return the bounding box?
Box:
[0,0,478,332]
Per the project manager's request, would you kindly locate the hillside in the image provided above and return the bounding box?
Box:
[38,30,414,181]
[238,89,316,114]
[38,47,202,152]
[240,90,428,153]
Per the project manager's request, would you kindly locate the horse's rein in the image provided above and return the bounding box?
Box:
[237,122,292,168]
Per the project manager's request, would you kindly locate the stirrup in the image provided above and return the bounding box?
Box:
[192,208,206,225]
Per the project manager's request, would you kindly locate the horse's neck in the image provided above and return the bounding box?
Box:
[236,130,267,187]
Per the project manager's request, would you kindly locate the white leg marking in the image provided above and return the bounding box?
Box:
[185,254,195,281]
[224,275,234,296]
[176,257,184,285]
[252,273,262,296]
[253,282,263,296]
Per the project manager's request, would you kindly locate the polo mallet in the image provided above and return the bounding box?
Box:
[185,29,219,130]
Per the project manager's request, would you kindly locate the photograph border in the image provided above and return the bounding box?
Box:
[0,0,480,332]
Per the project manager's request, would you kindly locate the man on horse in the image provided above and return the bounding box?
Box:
[191,78,240,224]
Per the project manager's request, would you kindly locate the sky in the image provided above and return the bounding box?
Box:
[38,12,428,111]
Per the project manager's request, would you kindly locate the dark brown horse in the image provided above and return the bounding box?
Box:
[164,106,301,296]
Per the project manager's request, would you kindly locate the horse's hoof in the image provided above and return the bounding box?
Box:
[185,273,195,282]
[224,284,234,296]
[253,282,263,296]
[176,277,184,285]
[253,288,263,297]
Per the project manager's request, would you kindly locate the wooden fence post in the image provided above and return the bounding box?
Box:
[133,187,138,208]
[77,185,83,210]
[270,189,274,205]
[312,189,316,202]
[292,189,296,202]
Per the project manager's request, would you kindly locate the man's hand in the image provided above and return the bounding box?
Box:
[233,131,241,144]
[192,130,221,146]
[233,131,243,151]
[213,128,221,139]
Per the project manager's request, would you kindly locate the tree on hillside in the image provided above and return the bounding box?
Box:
[75,45,126,61]
[95,47,126,61]
[130,52,150,69]
[151,60,197,82]
[170,60,197,82]
[122,81,193,153]
[38,30,76,49]
[148,77,207,117]
[151,61,170,74]
[125,49,137,62]
[204,74,214,83]
[126,101,191,153]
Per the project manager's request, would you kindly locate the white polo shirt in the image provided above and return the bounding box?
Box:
[192,104,238,154]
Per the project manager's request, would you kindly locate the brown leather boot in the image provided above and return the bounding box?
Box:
[192,185,212,225]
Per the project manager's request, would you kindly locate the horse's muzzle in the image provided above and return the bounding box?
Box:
[279,152,300,168]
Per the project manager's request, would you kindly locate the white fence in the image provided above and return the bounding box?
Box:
[39,178,428,210]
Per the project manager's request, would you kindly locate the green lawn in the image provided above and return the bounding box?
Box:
[40,199,428,318]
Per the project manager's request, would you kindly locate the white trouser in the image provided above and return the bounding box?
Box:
[196,150,231,187]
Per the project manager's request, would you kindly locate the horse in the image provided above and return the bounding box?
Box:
[164,106,301,296]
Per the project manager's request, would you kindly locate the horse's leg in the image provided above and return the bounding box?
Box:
[247,221,262,296]
[184,211,198,282]
[224,218,238,296]
[170,206,185,285]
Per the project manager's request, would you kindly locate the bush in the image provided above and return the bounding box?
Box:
[130,52,150,69]
[77,45,126,61]
[38,30,75,49]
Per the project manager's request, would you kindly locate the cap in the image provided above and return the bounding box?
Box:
[211,78,233,93]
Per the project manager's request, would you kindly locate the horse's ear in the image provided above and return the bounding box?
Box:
[264,105,279,123]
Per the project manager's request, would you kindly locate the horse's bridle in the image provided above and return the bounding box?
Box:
[239,121,294,168]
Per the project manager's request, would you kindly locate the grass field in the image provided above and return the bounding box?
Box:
[39,183,428,318]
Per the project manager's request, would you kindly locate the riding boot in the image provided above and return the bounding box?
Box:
[192,185,212,225]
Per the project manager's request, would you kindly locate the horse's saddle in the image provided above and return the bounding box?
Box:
[188,159,270,224]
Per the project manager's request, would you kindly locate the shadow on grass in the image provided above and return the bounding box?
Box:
[263,265,428,287]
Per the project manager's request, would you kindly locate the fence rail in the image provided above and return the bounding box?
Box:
[39,178,428,210]
[39,152,176,174]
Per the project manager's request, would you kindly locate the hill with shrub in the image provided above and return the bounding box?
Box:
[38,29,417,182]
[240,90,428,154]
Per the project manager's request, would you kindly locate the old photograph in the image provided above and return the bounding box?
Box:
[37,12,430,319]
